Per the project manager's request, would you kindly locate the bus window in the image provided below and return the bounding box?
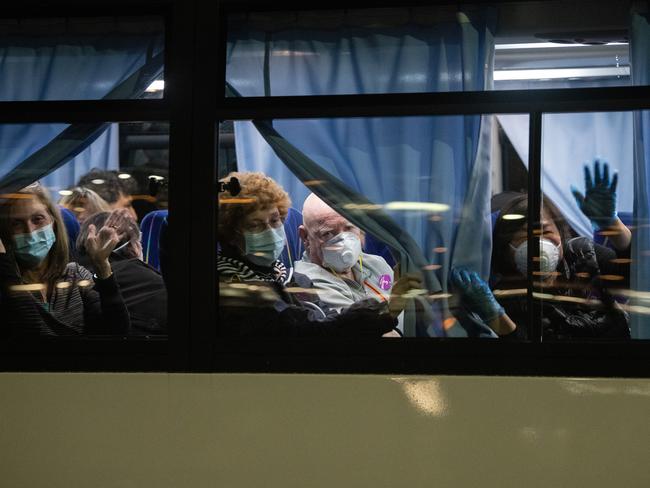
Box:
[0,121,169,338]
[217,114,530,339]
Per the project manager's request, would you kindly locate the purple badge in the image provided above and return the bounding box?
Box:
[378,274,392,291]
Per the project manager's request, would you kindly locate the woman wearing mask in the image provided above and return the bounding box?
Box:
[0,184,130,337]
[218,171,418,337]
[451,160,631,339]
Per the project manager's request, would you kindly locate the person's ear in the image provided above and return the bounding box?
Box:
[298,225,309,248]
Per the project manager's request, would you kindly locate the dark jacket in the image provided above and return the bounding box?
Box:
[497,237,630,340]
[0,252,130,337]
[79,254,167,335]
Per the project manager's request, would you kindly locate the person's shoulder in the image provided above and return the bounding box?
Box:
[360,252,392,274]
[294,258,322,274]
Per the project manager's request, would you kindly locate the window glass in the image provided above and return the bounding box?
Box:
[0,16,164,101]
[217,114,529,339]
[0,121,169,338]
[225,1,637,97]
[538,111,649,340]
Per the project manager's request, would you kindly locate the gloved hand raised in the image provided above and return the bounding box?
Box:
[571,159,618,229]
[450,267,504,322]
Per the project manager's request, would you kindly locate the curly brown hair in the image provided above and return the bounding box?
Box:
[217,172,291,242]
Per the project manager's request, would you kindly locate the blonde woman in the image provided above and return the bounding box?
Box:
[59,186,111,224]
[0,184,130,337]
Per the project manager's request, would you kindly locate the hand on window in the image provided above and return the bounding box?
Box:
[450,267,504,322]
[571,159,618,229]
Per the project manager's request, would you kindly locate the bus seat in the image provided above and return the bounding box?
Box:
[363,233,396,268]
[141,209,168,271]
[59,206,80,258]
[280,207,304,269]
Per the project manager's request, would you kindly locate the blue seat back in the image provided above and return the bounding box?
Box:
[363,233,396,268]
[280,207,304,269]
[141,209,168,271]
[59,206,80,258]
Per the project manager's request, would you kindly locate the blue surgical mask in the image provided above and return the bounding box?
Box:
[244,225,286,266]
[13,224,56,267]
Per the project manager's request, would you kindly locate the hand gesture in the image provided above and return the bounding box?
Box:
[388,273,424,318]
[85,223,122,278]
[571,159,618,229]
[450,267,504,322]
[104,208,136,234]
[0,237,5,254]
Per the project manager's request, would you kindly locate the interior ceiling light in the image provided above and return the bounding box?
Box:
[145,80,164,92]
[384,201,450,213]
[494,66,629,81]
[495,42,627,50]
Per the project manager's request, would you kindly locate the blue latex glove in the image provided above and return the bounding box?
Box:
[571,159,618,229]
[450,268,504,322]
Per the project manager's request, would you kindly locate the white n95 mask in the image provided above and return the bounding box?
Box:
[510,238,561,278]
[322,232,362,272]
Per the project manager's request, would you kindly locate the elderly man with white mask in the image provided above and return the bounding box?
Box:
[296,193,397,313]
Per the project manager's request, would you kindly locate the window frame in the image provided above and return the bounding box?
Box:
[0,0,649,377]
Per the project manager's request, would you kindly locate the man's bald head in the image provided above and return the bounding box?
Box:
[299,193,362,268]
[302,193,336,229]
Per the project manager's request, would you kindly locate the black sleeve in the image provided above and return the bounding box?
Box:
[0,252,48,337]
[594,242,630,287]
[219,281,396,338]
[79,265,130,335]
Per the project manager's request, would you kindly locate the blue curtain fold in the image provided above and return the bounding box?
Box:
[227,8,496,337]
[0,28,164,194]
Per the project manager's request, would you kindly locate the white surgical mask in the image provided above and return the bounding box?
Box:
[244,225,286,266]
[510,238,561,278]
[321,231,362,272]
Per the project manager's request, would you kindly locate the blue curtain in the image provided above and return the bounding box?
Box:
[0,23,163,193]
[498,111,634,238]
[631,12,650,338]
[226,8,496,337]
[40,124,120,193]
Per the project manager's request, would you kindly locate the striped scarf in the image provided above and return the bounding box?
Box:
[218,253,288,284]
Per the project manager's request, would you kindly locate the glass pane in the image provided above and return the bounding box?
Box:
[225,1,639,97]
[0,121,169,338]
[538,111,647,340]
[217,114,529,339]
[0,16,164,101]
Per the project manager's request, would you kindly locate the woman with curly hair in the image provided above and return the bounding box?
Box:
[218,171,417,337]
